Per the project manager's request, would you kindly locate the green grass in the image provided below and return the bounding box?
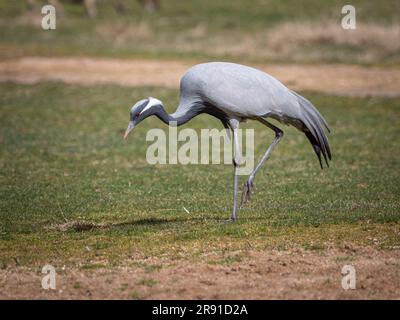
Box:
[0,0,399,64]
[0,82,399,267]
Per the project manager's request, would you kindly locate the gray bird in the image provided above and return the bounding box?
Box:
[123,62,331,221]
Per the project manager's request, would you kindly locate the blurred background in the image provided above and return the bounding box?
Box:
[0,0,399,64]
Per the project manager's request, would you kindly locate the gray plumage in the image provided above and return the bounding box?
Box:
[124,62,331,221]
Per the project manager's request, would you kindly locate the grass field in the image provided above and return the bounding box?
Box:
[0,0,399,64]
[1,82,399,271]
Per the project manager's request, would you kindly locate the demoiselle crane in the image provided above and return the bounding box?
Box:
[123,62,331,221]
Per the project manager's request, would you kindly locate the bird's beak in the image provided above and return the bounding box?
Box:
[123,121,135,140]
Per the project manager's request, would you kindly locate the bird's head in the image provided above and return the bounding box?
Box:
[123,97,163,140]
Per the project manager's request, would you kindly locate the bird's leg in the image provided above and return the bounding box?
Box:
[230,120,241,221]
[241,118,284,207]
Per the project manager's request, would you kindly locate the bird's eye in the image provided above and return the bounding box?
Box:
[135,113,140,118]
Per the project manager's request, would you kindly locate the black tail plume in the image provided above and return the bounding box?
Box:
[293,91,331,168]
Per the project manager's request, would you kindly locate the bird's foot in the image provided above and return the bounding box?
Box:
[240,178,255,207]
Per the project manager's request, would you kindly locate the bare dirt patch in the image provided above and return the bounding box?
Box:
[1,247,399,299]
[1,57,400,97]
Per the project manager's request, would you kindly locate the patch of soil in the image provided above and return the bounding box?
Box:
[1,247,399,299]
[0,57,400,97]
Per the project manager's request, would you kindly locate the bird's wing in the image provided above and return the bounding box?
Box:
[181,62,299,118]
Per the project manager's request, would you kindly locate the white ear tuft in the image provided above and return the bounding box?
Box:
[140,97,162,115]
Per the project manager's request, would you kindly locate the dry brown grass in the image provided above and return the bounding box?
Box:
[92,19,400,64]
[210,21,400,64]
[267,22,400,63]
[209,22,400,63]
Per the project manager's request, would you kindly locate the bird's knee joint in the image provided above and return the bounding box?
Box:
[276,130,284,139]
[233,157,241,168]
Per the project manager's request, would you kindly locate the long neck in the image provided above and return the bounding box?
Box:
[155,104,201,126]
